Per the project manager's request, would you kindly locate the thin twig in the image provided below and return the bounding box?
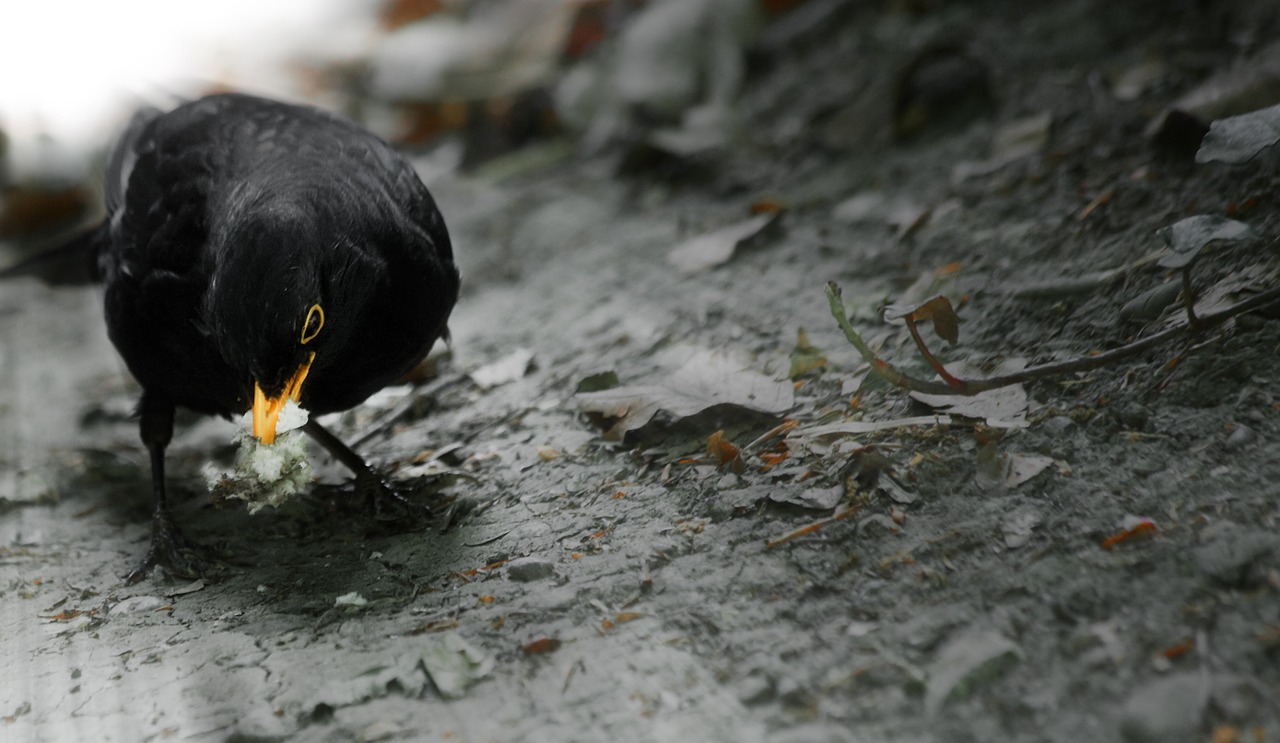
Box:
[1180,266,1200,329]
[904,317,966,390]
[826,281,1280,396]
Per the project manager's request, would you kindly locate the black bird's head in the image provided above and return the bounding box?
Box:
[203,199,367,444]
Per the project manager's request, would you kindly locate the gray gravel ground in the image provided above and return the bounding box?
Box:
[3,2,1280,741]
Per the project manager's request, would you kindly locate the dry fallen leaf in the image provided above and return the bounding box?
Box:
[706,430,744,473]
[1156,215,1255,269]
[470,348,535,389]
[909,360,1029,428]
[666,214,777,274]
[576,350,794,440]
[1004,452,1056,488]
[1102,517,1157,550]
[521,637,562,655]
[769,485,842,511]
[1197,103,1280,163]
[420,633,493,700]
[892,295,960,345]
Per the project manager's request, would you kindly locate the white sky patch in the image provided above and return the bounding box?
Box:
[0,0,379,182]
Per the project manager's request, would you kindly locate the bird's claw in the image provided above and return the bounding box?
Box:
[124,510,230,584]
[355,470,432,523]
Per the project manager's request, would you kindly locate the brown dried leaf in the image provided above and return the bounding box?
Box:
[706,430,744,473]
[908,295,960,345]
[521,637,562,655]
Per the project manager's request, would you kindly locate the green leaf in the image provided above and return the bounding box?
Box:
[789,328,828,378]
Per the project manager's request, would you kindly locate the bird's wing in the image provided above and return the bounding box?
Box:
[104,106,163,215]
[102,97,239,282]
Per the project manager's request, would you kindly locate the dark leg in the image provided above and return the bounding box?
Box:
[302,419,431,521]
[125,395,223,583]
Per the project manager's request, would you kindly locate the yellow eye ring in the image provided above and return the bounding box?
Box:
[301,304,325,344]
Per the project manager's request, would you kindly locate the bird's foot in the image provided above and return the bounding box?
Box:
[125,510,230,584]
[355,470,433,523]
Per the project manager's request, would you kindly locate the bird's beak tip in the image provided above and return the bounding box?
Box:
[252,383,281,445]
[251,353,315,445]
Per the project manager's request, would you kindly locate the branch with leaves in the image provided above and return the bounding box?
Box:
[826,264,1280,397]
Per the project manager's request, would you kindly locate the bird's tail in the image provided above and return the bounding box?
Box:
[0,226,102,285]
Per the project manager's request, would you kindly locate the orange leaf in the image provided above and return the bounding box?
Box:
[379,0,445,31]
[1078,190,1114,221]
[521,637,562,655]
[907,296,960,345]
[478,595,496,604]
[1162,640,1194,660]
[614,611,645,623]
[1101,520,1157,550]
[706,430,744,472]
[750,198,788,214]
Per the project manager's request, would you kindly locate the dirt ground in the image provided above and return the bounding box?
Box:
[3,1,1280,742]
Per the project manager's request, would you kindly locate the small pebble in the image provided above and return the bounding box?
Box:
[334,592,368,608]
[767,723,857,743]
[1222,424,1255,451]
[776,676,809,705]
[1193,531,1278,588]
[735,674,774,706]
[1118,673,1208,743]
[506,556,555,582]
[1040,415,1075,435]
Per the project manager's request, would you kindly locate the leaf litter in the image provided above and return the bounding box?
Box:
[470,347,536,389]
[1196,103,1280,163]
[1156,215,1255,269]
[575,349,794,440]
[909,360,1030,428]
[665,212,779,274]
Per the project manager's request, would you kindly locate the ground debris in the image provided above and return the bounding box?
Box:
[1197,103,1280,163]
[575,349,793,440]
[924,626,1023,715]
[666,213,779,274]
[421,633,493,700]
[470,348,536,389]
[1118,673,1210,743]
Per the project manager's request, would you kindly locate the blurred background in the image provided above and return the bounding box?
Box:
[4,0,1277,257]
[0,0,814,249]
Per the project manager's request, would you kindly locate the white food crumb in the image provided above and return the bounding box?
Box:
[275,400,310,435]
[334,592,368,608]
[203,400,313,513]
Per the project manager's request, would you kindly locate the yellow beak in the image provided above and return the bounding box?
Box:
[252,352,315,444]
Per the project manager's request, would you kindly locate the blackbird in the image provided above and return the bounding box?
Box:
[91,93,459,581]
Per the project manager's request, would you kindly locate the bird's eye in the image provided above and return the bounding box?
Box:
[300,303,325,345]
